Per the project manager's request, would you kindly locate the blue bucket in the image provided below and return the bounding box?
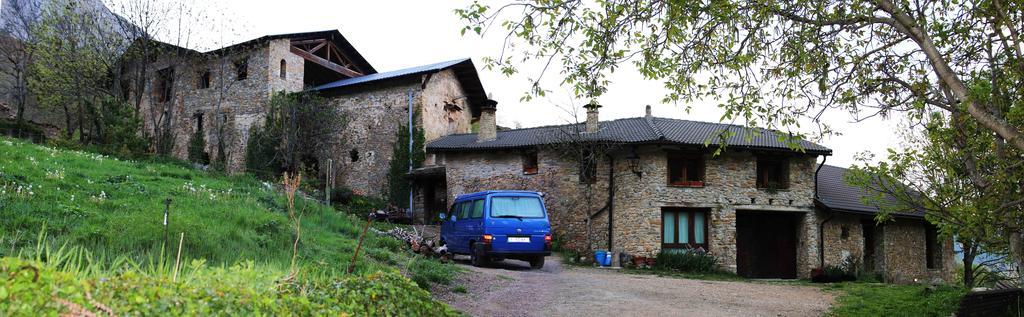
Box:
[594,250,607,266]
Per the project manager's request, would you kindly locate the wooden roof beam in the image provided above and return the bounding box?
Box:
[290,45,363,78]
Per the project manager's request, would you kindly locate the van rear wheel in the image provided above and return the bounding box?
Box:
[470,244,488,267]
[529,256,545,269]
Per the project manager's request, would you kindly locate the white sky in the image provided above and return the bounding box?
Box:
[136,0,907,168]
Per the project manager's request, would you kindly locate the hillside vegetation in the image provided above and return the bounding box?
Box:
[0,137,458,315]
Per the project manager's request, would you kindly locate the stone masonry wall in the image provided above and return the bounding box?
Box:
[612,146,819,277]
[135,43,292,173]
[327,84,421,198]
[878,219,956,283]
[441,149,611,252]
[420,69,474,142]
[821,214,865,268]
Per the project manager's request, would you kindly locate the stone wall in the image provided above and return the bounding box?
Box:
[420,69,474,142]
[134,43,290,173]
[441,148,611,252]
[821,214,866,268]
[611,146,820,277]
[327,84,419,198]
[877,218,956,283]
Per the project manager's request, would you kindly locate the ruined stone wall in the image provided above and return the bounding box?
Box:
[420,69,473,142]
[441,149,611,252]
[135,44,282,173]
[266,39,305,93]
[327,83,421,198]
[611,147,820,277]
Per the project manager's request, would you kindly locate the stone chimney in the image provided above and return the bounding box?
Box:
[584,103,601,133]
[477,99,498,142]
[645,105,652,119]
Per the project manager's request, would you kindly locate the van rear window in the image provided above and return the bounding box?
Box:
[490,197,545,218]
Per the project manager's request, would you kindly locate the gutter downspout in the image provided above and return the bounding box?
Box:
[607,155,615,254]
[815,155,831,269]
[407,89,414,220]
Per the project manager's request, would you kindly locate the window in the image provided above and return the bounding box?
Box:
[349,149,359,162]
[756,156,790,189]
[456,202,470,220]
[470,200,485,218]
[579,151,597,184]
[661,208,708,250]
[234,58,248,80]
[667,153,705,187]
[194,113,204,133]
[197,70,211,89]
[491,196,545,218]
[279,59,287,79]
[840,225,849,239]
[522,151,538,175]
[926,224,941,269]
[154,67,174,103]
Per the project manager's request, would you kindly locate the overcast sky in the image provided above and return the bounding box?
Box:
[136,0,906,168]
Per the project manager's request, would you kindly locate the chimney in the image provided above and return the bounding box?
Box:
[584,103,601,133]
[477,99,498,142]
[645,105,652,119]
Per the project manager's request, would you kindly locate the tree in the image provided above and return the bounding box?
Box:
[460,0,1024,286]
[245,92,342,182]
[0,0,41,126]
[847,111,1020,287]
[387,114,425,209]
[29,0,125,143]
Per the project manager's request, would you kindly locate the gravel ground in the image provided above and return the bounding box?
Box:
[434,255,833,317]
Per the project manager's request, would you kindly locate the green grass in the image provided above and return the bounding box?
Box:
[0,137,458,315]
[824,282,966,316]
[621,267,747,282]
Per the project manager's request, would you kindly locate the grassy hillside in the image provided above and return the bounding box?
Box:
[0,137,457,315]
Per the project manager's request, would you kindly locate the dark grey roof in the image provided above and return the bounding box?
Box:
[427,117,832,154]
[815,165,924,218]
[314,58,488,117]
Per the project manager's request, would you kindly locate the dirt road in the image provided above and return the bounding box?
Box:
[434,255,833,317]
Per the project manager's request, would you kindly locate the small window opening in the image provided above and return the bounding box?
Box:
[194,113,204,133]
[279,59,287,79]
[840,225,849,239]
[155,67,174,103]
[197,70,211,89]
[522,151,538,175]
[350,149,360,162]
[756,156,790,189]
[234,58,248,81]
[667,153,705,187]
[926,224,941,269]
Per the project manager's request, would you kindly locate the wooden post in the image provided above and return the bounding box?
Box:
[163,198,172,248]
[347,214,373,274]
[326,159,332,206]
[173,232,184,282]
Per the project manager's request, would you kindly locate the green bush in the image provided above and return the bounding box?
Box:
[407,257,455,289]
[0,257,459,316]
[331,187,354,205]
[187,129,209,165]
[653,249,718,273]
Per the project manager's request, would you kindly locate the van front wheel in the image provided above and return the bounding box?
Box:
[471,244,488,267]
[529,256,545,269]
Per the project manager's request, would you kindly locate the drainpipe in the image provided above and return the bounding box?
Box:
[407,89,414,220]
[607,155,615,253]
[815,155,830,269]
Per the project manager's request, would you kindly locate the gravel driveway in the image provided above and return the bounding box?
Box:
[433,255,833,317]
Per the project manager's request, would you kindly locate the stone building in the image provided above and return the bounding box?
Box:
[130,30,488,197]
[421,104,956,283]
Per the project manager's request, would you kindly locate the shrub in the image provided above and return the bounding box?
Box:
[331,187,354,205]
[653,249,718,273]
[187,129,209,165]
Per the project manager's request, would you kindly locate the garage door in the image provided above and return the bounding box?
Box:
[735,211,800,279]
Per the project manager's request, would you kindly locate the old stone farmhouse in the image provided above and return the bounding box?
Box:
[132,28,953,283]
[421,104,955,283]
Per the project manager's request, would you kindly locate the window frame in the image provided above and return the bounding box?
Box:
[522,151,539,175]
[756,156,790,190]
[279,59,287,79]
[667,152,705,187]
[661,208,709,250]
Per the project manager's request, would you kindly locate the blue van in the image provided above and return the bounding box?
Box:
[439,190,552,269]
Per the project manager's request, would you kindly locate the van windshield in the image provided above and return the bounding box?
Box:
[490,196,545,218]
